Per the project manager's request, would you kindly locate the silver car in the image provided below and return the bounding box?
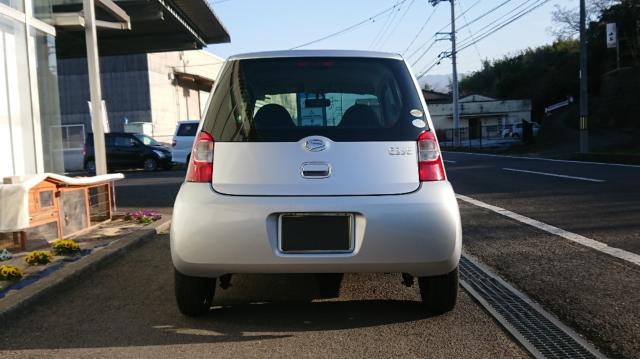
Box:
[171,50,462,316]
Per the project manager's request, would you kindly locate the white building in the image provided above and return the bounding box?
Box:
[425,91,532,130]
[57,50,224,171]
[0,0,229,178]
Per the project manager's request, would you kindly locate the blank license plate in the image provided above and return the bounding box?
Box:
[279,214,353,253]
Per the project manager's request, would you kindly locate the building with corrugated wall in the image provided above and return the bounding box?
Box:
[57,50,223,171]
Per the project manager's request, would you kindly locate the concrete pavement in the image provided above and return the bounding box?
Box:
[0,235,527,358]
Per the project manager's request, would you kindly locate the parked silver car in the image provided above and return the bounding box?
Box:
[171,50,462,316]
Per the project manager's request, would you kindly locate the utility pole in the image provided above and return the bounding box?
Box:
[579,0,589,153]
[431,0,460,147]
[449,0,460,147]
[84,0,108,174]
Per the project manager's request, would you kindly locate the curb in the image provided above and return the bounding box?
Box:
[0,218,171,323]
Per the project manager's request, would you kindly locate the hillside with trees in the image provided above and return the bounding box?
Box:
[459,0,639,130]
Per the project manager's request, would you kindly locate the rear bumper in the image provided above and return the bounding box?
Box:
[171,183,462,277]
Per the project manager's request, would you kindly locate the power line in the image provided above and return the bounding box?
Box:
[290,0,409,50]
[379,0,417,49]
[457,0,533,48]
[461,0,539,48]
[402,6,438,55]
[458,0,548,51]
[370,0,403,49]
[456,0,513,32]
[406,0,481,62]
[458,0,483,62]
[418,0,550,77]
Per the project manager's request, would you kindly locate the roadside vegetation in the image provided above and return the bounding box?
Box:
[459,0,639,157]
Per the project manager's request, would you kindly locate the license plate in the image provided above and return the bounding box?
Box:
[279,213,354,253]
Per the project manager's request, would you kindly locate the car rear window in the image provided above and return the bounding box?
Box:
[202,57,428,142]
[177,123,198,136]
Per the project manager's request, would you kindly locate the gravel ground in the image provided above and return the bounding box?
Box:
[460,201,640,359]
[0,234,527,359]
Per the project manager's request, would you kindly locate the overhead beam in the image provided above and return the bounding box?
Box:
[95,19,131,30]
[96,0,130,25]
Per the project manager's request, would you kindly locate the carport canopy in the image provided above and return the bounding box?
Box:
[51,0,230,57]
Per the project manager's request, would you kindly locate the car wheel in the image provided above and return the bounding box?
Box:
[143,158,158,171]
[315,273,343,298]
[418,267,458,314]
[174,269,216,317]
[85,160,96,174]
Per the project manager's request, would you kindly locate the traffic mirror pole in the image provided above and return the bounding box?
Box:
[84,0,108,175]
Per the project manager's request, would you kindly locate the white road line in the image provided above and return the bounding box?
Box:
[443,160,457,163]
[502,168,605,182]
[456,194,640,266]
[442,151,640,169]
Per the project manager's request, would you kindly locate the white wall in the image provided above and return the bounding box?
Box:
[147,50,223,143]
[429,98,532,130]
[0,23,37,178]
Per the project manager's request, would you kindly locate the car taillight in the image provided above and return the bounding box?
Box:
[417,131,445,181]
[186,131,214,183]
[82,143,87,156]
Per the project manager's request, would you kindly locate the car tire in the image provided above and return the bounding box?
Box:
[174,269,216,317]
[143,158,158,171]
[85,160,96,175]
[315,273,343,298]
[418,267,458,314]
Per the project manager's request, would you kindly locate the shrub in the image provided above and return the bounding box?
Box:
[0,265,22,281]
[24,250,53,266]
[52,239,80,255]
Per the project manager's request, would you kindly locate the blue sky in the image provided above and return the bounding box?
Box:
[206,0,574,77]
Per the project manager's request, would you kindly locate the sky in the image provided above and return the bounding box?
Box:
[206,0,576,79]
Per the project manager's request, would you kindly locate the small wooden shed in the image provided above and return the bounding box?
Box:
[0,173,123,250]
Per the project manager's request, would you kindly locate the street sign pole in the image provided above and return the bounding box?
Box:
[83,0,108,175]
[579,0,589,153]
[606,23,620,69]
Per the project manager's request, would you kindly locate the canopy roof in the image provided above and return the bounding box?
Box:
[52,0,230,58]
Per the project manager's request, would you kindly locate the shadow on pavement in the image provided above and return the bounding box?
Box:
[0,238,432,351]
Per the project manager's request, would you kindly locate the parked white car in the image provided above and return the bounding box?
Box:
[502,121,540,138]
[171,120,200,165]
[171,50,462,317]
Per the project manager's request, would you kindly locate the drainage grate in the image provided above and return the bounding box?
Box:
[460,255,606,359]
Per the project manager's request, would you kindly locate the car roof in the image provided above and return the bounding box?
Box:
[228,49,404,61]
[177,120,200,124]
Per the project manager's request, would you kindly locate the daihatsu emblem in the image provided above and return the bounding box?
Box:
[304,139,327,152]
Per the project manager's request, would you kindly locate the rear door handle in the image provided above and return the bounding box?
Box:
[301,162,331,178]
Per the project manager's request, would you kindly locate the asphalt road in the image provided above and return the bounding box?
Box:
[0,168,527,358]
[444,152,640,358]
[444,152,640,254]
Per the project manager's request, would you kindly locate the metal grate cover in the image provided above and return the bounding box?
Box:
[460,255,606,359]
